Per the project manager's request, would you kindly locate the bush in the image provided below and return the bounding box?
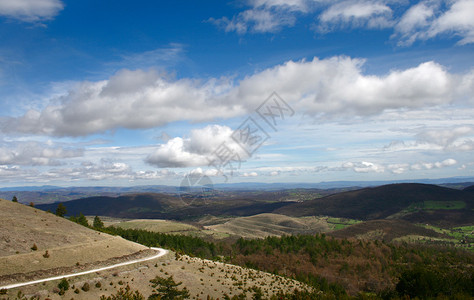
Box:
[31,243,38,251]
[81,282,90,292]
[149,275,190,300]
[57,278,69,294]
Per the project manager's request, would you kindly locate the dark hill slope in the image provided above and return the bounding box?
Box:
[37,193,185,218]
[463,184,474,192]
[274,183,473,221]
[36,193,293,220]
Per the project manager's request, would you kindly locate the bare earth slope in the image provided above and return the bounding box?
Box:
[0,199,147,277]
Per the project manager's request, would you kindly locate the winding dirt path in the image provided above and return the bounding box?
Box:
[0,247,168,290]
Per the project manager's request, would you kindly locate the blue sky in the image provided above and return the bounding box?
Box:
[0,0,473,187]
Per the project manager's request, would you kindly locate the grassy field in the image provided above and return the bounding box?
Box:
[326,217,362,230]
[423,200,466,210]
[419,224,473,251]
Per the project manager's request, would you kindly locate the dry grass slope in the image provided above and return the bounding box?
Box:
[207,213,330,238]
[0,198,147,277]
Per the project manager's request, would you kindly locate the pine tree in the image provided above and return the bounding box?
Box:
[76,213,89,227]
[93,216,104,229]
[148,275,190,300]
[55,203,67,217]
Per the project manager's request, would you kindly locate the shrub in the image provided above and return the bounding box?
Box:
[81,282,90,292]
[43,250,50,258]
[149,275,190,300]
[57,278,69,294]
[31,243,38,251]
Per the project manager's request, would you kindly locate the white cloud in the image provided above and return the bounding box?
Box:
[342,161,385,173]
[1,57,472,137]
[146,124,248,168]
[428,0,474,45]
[242,171,258,177]
[209,0,310,34]
[0,141,83,166]
[211,0,474,45]
[0,0,63,22]
[0,69,240,136]
[385,125,474,152]
[210,7,296,34]
[42,159,175,182]
[387,163,410,174]
[318,0,393,32]
[411,158,457,170]
[394,1,437,46]
[416,126,474,151]
[394,0,474,45]
[233,57,458,117]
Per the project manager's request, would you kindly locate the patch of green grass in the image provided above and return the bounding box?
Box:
[418,224,474,251]
[423,201,466,210]
[326,217,362,230]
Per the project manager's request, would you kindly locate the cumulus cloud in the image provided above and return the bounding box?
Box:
[411,158,457,170]
[0,69,240,136]
[0,0,64,22]
[235,58,457,117]
[146,124,249,168]
[0,141,83,166]
[1,56,471,137]
[342,161,385,173]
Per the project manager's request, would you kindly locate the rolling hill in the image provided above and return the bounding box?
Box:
[327,219,448,242]
[36,183,474,227]
[0,198,148,279]
[36,193,293,220]
[275,183,474,225]
[205,213,330,238]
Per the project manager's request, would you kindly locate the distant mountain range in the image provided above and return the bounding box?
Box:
[2,176,474,192]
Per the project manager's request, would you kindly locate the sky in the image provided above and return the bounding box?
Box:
[0,0,473,187]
